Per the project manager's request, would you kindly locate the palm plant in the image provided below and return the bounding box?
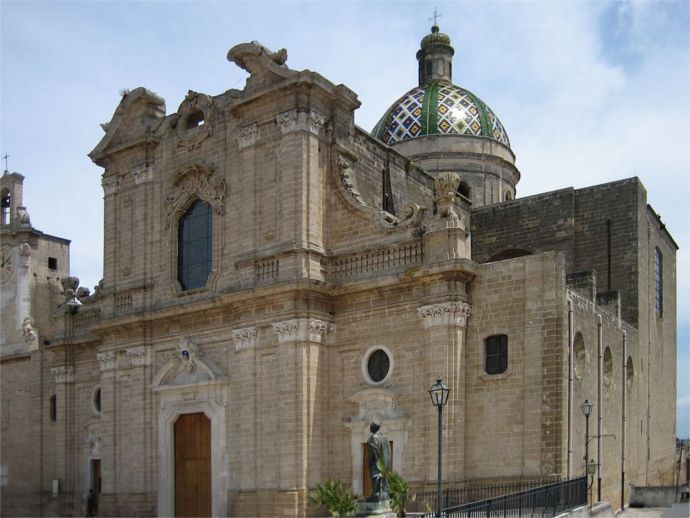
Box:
[378,459,414,517]
[307,479,359,518]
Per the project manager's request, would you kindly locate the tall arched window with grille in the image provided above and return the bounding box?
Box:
[178,200,213,290]
[654,247,663,316]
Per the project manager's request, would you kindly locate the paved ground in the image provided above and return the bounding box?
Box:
[618,504,689,518]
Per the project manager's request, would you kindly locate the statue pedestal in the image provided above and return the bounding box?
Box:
[355,500,396,517]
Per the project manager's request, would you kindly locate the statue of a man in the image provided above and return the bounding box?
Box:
[367,422,392,502]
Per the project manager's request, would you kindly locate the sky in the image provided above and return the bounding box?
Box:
[1,0,688,437]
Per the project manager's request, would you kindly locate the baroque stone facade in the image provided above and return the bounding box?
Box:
[0,28,677,518]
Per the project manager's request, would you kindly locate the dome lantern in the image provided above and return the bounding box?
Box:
[416,25,454,86]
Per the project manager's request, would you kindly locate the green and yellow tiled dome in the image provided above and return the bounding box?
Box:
[372,25,510,148]
[372,82,510,148]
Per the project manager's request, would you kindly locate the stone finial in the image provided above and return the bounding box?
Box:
[227,41,296,90]
[433,172,463,227]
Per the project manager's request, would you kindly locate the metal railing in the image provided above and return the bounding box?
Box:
[417,477,587,518]
[410,478,563,514]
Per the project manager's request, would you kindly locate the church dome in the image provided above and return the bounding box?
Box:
[372,82,510,147]
[372,25,510,148]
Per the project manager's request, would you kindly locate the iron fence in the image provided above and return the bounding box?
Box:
[409,478,563,514]
[416,477,587,518]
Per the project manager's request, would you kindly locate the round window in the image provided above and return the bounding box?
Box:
[363,347,393,385]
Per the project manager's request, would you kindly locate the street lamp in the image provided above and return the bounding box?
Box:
[581,400,593,505]
[586,460,598,508]
[581,400,593,473]
[429,379,450,518]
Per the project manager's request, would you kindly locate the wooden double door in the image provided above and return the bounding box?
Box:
[174,413,211,517]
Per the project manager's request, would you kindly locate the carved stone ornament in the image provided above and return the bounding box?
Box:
[177,337,198,373]
[307,110,327,135]
[126,346,150,367]
[60,276,81,312]
[232,326,258,351]
[175,90,215,151]
[96,351,117,372]
[417,301,472,328]
[16,206,31,226]
[336,153,364,204]
[101,174,120,196]
[131,163,153,185]
[272,318,335,344]
[237,123,258,149]
[276,110,298,134]
[434,172,462,227]
[165,164,226,227]
[51,366,75,384]
[18,242,31,268]
[227,41,296,90]
[21,316,37,343]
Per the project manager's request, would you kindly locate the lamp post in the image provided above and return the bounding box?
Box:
[586,460,597,508]
[581,400,593,504]
[429,378,450,518]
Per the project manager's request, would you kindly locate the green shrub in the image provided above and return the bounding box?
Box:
[378,459,414,517]
[307,479,359,517]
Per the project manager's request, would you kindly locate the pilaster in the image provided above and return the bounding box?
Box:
[270,317,334,509]
[417,301,471,483]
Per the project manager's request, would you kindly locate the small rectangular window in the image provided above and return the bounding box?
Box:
[485,334,508,374]
[48,257,58,270]
[50,394,57,422]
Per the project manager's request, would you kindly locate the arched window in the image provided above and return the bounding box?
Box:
[654,247,663,316]
[178,200,213,290]
[457,182,471,199]
[485,334,508,374]
[603,346,613,387]
[1,189,10,225]
[573,332,585,379]
[504,190,512,201]
[382,168,395,215]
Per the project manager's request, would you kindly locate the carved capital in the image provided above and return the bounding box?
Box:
[131,163,153,185]
[101,174,119,196]
[51,366,74,384]
[417,301,471,328]
[276,110,298,134]
[96,351,117,372]
[232,326,258,351]
[272,318,334,343]
[126,346,150,367]
[237,123,258,149]
[307,110,327,135]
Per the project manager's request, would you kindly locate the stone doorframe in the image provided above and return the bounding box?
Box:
[344,388,409,496]
[155,384,228,517]
[153,340,228,517]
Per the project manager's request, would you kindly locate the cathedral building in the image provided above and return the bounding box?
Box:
[0,26,677,517]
